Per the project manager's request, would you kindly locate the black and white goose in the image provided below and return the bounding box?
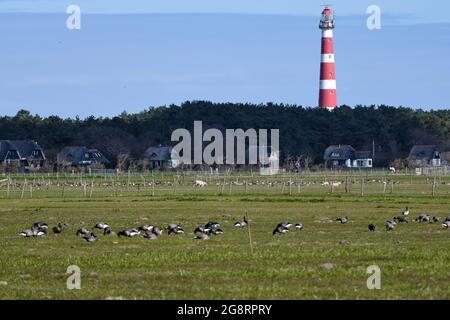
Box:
[143,232,159,240]
[52,223,63,234]
[442,221,449,229]
[103,226,112,235]
[76,227,90,236]
[386,221,395,232]
[194,226,211,234]
[138,224,154,232]
[432,216,440,223]
[402,207,410,216]
[273,223,289,235]
[211,227,223,235]
[167,224,184,235]
[368,223,376,232]
[94,222,110,230]
[152,226,163,236]
[415,214,430,222]
[82,233,99,242]
[445,216,450,222]
[205,221,221,229]
[32,221,48,231]
[118,228,141,237]
[234,216,248,228]
[19,229,34,237]
[393,216,409,223]
[295,223,303,231]
[194,233,210,240]
[336,217,349,224]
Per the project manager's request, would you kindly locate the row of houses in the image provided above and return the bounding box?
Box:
[0,139,448,171]
[0,140,172,171]
[324,144,446,168]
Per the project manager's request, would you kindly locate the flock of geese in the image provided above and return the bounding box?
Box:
[18,207,449,242]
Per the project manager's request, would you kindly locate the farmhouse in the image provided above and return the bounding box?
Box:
[57,146,109,167]
[143,145,177,169]
[323,145,373,168]
[0,140,46,170]
[407,145,441,167]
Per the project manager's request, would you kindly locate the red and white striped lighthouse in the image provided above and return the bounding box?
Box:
[318,7,337,110]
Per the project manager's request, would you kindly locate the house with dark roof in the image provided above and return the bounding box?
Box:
[324,145,373,168]
[57,146,109,167]
[143,145,177,169]
[407,145,441,167]
[0,140,46,169]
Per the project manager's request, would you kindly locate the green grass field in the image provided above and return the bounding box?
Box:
[0,173,449,299]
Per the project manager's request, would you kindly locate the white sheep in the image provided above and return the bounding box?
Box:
[194,180,207,188]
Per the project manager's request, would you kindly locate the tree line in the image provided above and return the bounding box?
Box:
[1,101,449,167]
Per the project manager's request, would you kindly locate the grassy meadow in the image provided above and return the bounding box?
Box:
[0,171,449,299]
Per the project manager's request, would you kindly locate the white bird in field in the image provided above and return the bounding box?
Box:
[295,223,303,231]
[442,221,449,229]
[402,207,410,216]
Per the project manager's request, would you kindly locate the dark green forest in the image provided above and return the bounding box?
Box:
[1,101,449,166]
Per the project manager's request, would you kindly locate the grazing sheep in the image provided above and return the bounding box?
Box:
[193,180,207,188]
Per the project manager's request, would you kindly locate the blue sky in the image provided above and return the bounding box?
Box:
[0,1,449,117]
